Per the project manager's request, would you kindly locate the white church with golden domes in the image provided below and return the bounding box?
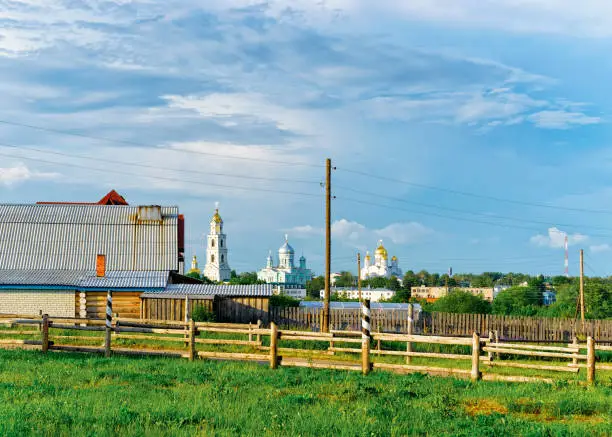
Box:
[360,240,403,280]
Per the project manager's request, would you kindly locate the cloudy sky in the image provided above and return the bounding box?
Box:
[2,0,612,276]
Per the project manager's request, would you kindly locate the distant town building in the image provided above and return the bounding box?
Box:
[274,287,307,299]
[203,207,231,282]
[320,287,396,302]
[410,286,495,302]
[360,240,403,280]
[411,286,448,302]
[543,290,557,306]
[257,236,313,289]
[493,284,511,298]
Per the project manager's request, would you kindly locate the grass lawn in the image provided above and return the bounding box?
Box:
[0,349,610,436]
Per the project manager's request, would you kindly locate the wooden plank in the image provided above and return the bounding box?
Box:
[483,347,586,360]
[489,343,580,353]
[373,333,473,345]
[486,361,580,373]
[197,351,268,361]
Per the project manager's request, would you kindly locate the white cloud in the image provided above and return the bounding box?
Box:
[530,227,588,249]
[0,163,59,185]
[374,222,434,245]
[288,218,434,250]
[590,243,610,253]
[528,110,602,129]
[162,93,317,135]
[370,0,612,38]
[363,88,599,130]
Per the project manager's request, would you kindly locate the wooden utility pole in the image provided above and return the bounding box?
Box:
[579,249,585,326]
[323,158,332,333]
[357,253,362,302]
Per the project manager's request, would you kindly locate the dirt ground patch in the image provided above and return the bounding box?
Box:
[463,399,508,416]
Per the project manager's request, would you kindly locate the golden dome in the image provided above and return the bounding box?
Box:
[375,242,388,259]
[391,255,397,261]
[212,208,222,223]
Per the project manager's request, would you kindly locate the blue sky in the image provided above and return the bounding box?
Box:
[2,0,612,277]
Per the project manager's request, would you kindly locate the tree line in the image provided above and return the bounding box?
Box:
[305,271,611,319]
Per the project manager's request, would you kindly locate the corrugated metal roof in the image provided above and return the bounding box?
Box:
[78,271,169,289]
[143,283,274,297]
[0,269,169,289]
[0,204,179,271]
[0,269,85,286]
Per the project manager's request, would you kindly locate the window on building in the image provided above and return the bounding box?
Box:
[220,239,223,247]
[211,240,215,248]
[221,254,224,263]
[211,254,215,263]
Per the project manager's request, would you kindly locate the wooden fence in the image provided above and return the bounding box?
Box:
[419,313,612,342]
[266,307,612,342]
[0,313,607,384]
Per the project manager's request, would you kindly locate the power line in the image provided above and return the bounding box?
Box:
[0,150,323,199]
[335,184,612,233]
[338,167,612,215]
[0,143,320,185]
[0,119,323,168]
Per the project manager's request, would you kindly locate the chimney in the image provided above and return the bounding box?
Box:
[96,254,106,277]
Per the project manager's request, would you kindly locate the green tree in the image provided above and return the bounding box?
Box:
[270,294,301,308]
[306,276,325,299]
[363,276,389,289]
[402,271,420,290]
[229,272,265,285]
[429,291,491,314]
[492,286,541,316]
[382,288,410,303]
[185,271,202,280]
[388,276,401,291]
[334,271,356,287]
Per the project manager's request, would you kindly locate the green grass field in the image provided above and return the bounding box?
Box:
[0,349,610,436]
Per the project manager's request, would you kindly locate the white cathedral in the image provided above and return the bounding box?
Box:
[360,240,403,280]
[203,207,231,282]
[257,236,313,289]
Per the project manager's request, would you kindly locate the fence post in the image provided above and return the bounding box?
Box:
[189,319,196,362]
[487,330,494,361]
[270,322,278,369]
[41,314,49,353]
[362,299,371,376]
[571,336,579,366]
[376,321,381,352]
[471,331,481,381]
[586,336,596,385]
[256,320,262,346]
[494,330,500,360]
[248,322,253,343]
[105,290,112,358]
[406,303,413,364]
[38,310,43,332]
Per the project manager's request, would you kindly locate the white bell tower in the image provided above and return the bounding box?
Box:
[203,203,231,282]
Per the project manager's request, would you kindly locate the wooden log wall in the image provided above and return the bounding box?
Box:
[142,298,213,321]
[215,297,269,324]
[75,292,141,319]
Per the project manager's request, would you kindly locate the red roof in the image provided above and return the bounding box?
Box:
[97,190,128,205]
[37,190,129,206]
